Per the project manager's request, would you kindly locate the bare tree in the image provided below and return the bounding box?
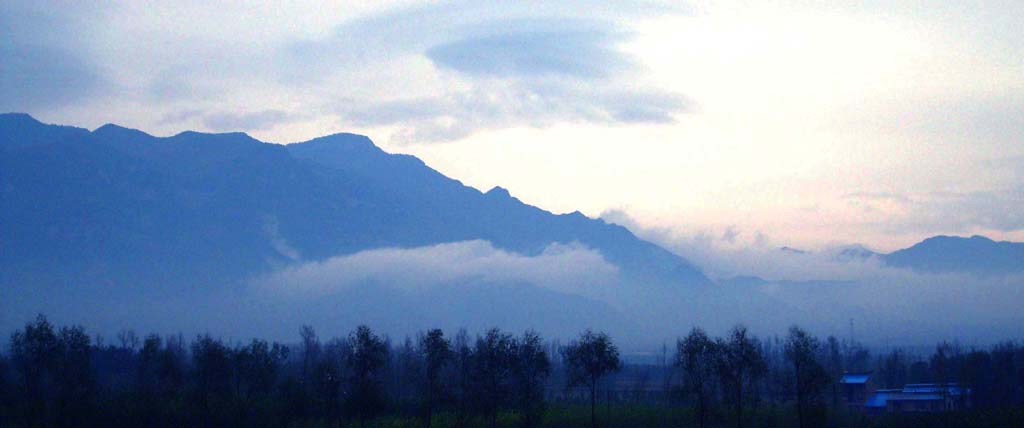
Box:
[451,329,473,428]
[298,325,320,380]
[419,329,451,428]
[346,325,388,428]
[785,326,829,428]
[10,315,60,427]
[117,329,139,352]
[715,325,766,428]
[676,327,718,428]
[824,336,842,410]
[563,330,622,428]
[512,331,551,428]
[191,335,232,428]
[471,328,516,428]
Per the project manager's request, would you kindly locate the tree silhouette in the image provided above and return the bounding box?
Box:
[4,315,1024,428]
[0,352,9,428]
[564,330,622,428]
[419,328,451,428]
[191,335,232,428]
[715,325,766,428]
[451,329,474,428]
[784,326,829,428]
[823,336,843,409]
[512,331,552,428]
[55,325,94,427]
[676,327,718,428]
[471,328,517,428]
[233,339,288,424]
[9,314,60,427]
[346,325,388,428]
[299,325,320,381]
[134,334,163,426]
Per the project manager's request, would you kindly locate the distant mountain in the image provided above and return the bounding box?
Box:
[883,235,1024,275]
[0,113,710,291]
[287,133,709,288]
[769,236,1022,276]
[717,275,771,287]
[718,276,856,288]
[833,244,880,262]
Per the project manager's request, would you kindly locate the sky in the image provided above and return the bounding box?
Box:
[4,0,1023,253]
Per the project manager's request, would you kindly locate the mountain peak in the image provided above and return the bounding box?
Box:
[172,130,258,140]
[0,113,89,149]
[306,132,377,147]
[832,244,879,262]
[92,123,154,141]
[166,130,267,150]
[94,123,134,133]
[884,234,1024,274]
[0,112,42,125]
[320,132,374,143]
[295,132,386,158]
[485,186,512,198]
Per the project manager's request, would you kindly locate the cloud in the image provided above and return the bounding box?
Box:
[278,1,678,78]
[426,24,632,79]
[0,3,105,111]
[388,17,689,141]
[721,225,740,244]
[277,3,690,142]
[244,240,636,343]
[599,209,1024,344]
[601,208,886,281]
[157,109,297,133]
[3,1,690,141]
[262,215,300,262]
[258,240,619,297]
[915,190,1024,233]
[843,189,1024,235]
[339,81,690,142]
[728,268,1024,345]
[202,110,294,132]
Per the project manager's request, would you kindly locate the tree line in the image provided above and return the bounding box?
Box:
[1,315,1023,428]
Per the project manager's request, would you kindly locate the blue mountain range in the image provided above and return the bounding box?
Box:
[0,113,708,291]
[3,112,1020,292]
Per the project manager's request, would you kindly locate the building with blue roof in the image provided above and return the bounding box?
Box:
[863,384,970,414]
[840,371,970,414]
[839,371,876,410]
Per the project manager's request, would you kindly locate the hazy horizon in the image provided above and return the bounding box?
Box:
[2,113,1022,352]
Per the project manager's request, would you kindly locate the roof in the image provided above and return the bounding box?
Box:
[865,392,891,408]
[864,383,969,408]
[902,383,964,396]
[840,373,872,384]
[889,393,944,401]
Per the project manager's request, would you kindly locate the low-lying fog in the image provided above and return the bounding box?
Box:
[4,236,1022,352]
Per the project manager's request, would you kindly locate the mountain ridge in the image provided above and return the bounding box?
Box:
[883,234,1024,275]
[3,113,1019,289]
[771,235,1023,276]
[0,113,711,290]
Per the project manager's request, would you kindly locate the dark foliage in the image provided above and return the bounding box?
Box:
[2,315,1024,428]
[676,327,717,428]
[563,330,622,428]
